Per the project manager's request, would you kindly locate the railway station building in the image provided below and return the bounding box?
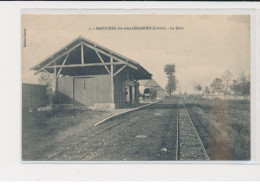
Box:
[138,79,166,98]
[31,36,152,109]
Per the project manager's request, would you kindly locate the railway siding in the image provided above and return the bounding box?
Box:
[47,100,178,161]
[178,101,210,160]
[49,109,148,161]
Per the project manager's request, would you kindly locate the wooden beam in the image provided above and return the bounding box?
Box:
[35,40,138,75]
[34,42,82,75]
[57,53,69,78]
[111,57,114,103]
[81,43,84,64]
[46,62,126,68]
[95,50,110,74]
[54,66,58,103]
[114,65,127,77]
[82,42,138,70]
[125,62,138,70]
[42,69,49,74]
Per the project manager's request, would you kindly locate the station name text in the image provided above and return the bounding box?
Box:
[89,26,184,31]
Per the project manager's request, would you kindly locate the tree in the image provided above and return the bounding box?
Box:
[38,72,55,95]
[204,86,210,95]
[166,75,176,96]
[192,81,197,94]
[195,84,203,95]
[210,78,224,94]
[239,71,250,97]
[230,79,240,95]
[164,64,175,75]
[229,72,250,98]
[222,70,233,95]
[164,64,176,95]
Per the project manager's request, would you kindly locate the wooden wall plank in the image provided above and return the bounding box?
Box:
[22,84,47,109]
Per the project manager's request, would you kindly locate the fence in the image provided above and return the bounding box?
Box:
[22,83,48,111]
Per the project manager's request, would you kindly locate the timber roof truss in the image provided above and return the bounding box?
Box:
[31,36,152,79]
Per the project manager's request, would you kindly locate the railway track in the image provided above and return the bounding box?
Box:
[45,98,209,161]
[80,116,145,160]
[176,98,210,160]
[45,107,150,161]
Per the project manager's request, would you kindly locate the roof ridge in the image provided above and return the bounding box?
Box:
[30,36,152,79]
[31,35,141,71]
[79,35,140,66]
[141,78,164,89]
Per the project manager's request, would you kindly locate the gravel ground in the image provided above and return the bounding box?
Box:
[22,104,148,161]
[23,95,248,161]
[51,98,178,161]
[178,103,208,160]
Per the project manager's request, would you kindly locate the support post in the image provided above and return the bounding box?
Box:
[54,67,57,92]
[81,43,84,64]
[54,66,58,106]
[110,57,114,104]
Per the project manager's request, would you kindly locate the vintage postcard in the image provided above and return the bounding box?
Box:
[22,14,250,161]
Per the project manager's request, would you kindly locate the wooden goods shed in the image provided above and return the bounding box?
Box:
[31,36,152,109]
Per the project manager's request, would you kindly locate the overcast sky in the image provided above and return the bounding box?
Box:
[22,14,250,93]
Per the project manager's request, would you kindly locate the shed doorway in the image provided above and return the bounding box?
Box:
[73,75,112,106]
[74,78,85,106]
[73,77,94,106]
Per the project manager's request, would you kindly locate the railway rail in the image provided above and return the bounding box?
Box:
[80,117,144,160]
[176,98,210,160]
[45,98,209,161]
[45,107,149,161]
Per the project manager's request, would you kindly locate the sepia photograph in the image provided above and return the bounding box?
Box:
[22,14,250,161]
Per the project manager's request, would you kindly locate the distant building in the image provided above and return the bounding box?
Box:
[31,36,152,109]
[138,79,166,98]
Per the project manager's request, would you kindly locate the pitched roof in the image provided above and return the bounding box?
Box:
[31,36,152,79]
[138,80,149,86]
[138,79,165,91]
